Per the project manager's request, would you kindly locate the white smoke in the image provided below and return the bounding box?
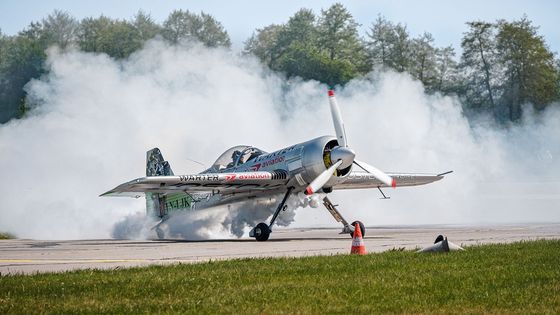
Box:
[0,40,558,240]
[112,192,315,240]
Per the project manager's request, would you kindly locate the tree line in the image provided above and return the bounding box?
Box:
[0,9,230,123]
[1,4,559,124]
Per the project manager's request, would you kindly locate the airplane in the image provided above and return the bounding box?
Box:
[101,90,451,241]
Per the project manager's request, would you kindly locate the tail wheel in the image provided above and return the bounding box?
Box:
[155,227,165,240]
[254,222,271,242]
[350,220,365,238]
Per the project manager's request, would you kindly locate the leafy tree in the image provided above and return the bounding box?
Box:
[132,10,161,42]
[410,32,437,90]
[366,15,396,68]
[279,9,317,47]
[162,10,231,47]
[0,28,5,52]
[40,10,78,48]
[316,3,368,76]
[77,16,142,58]
[244,24,283,68]
[460,21,500,114]
[244,9,317,70]
[366,17,414,73]
[390,24,412,72]
[196,12,231,47]
[162,10,193,44]
[556,59,560,102]
[77,16,113,52]
[496,17,558,120]
[273,9,318,74]
[434,46,459,93]
[245,4,365,85]
[0,27,46,122]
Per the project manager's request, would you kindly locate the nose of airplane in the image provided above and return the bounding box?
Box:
[330,146,355,170]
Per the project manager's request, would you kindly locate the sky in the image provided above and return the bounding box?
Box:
[1,0,559,53]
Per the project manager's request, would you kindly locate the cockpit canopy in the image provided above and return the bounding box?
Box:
[207,145,267,172]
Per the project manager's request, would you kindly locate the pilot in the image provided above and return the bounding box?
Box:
[226,150,242,168]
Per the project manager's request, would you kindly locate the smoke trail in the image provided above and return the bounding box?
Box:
[0,40,558,240]
[112,192,317,240]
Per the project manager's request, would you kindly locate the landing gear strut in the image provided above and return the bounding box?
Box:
[322,196,366,237]
[250,187,294,241]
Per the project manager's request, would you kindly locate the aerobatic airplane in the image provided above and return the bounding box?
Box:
[102,90,451,241]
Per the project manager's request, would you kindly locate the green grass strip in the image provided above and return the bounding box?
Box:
[0,232,14,240]
[1,239,559,314]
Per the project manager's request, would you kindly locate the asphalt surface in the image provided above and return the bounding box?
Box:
[1,224,559,275]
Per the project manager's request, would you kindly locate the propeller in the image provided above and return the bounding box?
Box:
[354,159,396,188]
[328,90,348,147]
[304,90,396,195]
[305,160,343,195]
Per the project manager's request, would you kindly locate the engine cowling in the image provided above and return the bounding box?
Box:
[298,136,353,188]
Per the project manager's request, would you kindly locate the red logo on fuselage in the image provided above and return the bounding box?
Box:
[250,156,285,171]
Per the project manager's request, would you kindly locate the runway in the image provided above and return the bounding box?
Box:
[1,223,559,275]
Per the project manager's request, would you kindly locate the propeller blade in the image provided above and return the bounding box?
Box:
[305,160,343,195]
[354,159,396,188]
[328,90,348,147]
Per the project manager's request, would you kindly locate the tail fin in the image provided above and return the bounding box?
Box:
[146,148,174,176]
[145,148,173,218]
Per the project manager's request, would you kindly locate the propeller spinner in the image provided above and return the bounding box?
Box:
[304,90,396,195]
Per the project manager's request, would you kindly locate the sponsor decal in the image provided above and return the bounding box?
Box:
[179,175,219,182]
[347,173,377,180]
[348,173,411,181]
[225,174,237,181]
[169,182,284,189]
[165,197,192,210]
[395,175,413,180]
[250,156,285,171]
[254,145,297,162]
[237,173,271,180]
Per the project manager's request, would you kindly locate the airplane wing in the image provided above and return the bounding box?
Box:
[100,171,289,198]
[334,171,452,190]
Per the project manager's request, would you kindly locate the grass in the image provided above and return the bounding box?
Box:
[0,232,14,240]
[1,240,559,314]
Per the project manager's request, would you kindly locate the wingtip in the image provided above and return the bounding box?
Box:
[328,90,335,97]
[99,190,115,197]
[305,186,314,195]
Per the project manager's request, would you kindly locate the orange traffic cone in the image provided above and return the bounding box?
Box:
[350,222,366,255]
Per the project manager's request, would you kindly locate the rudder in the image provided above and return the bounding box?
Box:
[145,148,173,218]
[146,148,174,176]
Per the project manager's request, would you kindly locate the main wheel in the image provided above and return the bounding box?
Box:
[253,222,271,241]
[350,220,366,238]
